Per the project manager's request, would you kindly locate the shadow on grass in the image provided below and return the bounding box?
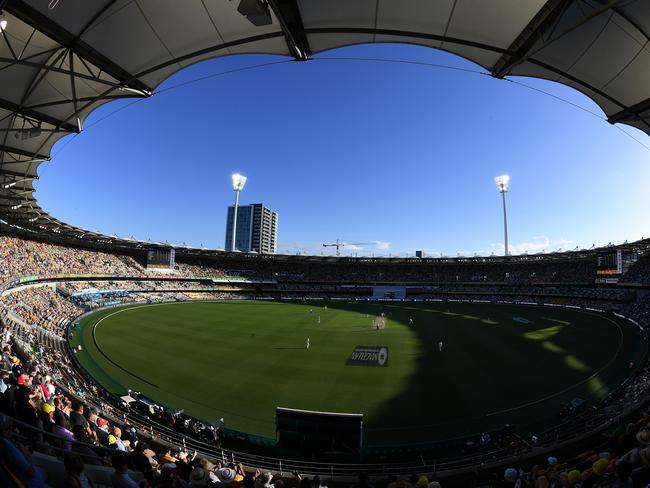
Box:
[278,299,641,447]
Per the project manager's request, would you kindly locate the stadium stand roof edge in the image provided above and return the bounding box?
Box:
[1,0,649,253]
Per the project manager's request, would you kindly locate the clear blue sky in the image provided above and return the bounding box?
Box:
[35,43,650,257]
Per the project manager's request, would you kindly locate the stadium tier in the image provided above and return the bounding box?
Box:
[2,1,650,486]
[1,231,650,487]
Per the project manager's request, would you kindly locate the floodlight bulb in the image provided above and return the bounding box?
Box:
[231,173,247,191]
[0,16,7,33]
[494,174,510,192]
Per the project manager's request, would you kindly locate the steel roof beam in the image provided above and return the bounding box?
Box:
[25,94,133,111]
[492,0,573,78]
[268,0,311,60]
[0,144,49,160]
[0,97,77,132]
[608,97,650,124]
[303,27,509,54]
[492,0,627,77]
[5,0,152,93]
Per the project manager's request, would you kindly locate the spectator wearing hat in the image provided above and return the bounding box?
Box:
[111,426,128,451]
[576,457,609,488]
[566,469,581,486]
[497,467,519,487]
[95,416,110,446]
[217,467,239,486]
[217,464,246,488]
[40,401,55,436]
[189,466,212,487]
[159,462,187,488]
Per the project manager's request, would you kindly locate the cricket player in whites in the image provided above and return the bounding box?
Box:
[438,341,443,352]
[306,338,310,350]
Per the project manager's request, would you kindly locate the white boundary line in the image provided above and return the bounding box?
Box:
[86,300,634,423]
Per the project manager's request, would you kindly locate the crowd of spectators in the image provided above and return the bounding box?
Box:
[623,255,650,285]
[1,232,650,486]
[0,286,82,336]
[0,235,144,279]
[171,258,600,286]
[4,232,650,290]
[0,320,298,487]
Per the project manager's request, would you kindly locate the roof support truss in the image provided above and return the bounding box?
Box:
[0,144,49,161]
[608,98,650,124]
[492,0,573,78]
[268,0,311,60]
[5,0,152,93]
[493,0,629,77]
[0,97,77,133]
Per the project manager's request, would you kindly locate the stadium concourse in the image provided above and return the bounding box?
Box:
[0,230,648,487]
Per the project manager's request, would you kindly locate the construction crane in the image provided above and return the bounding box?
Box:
[322,238,375,256]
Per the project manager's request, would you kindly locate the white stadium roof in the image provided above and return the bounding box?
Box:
[1,0,649,245]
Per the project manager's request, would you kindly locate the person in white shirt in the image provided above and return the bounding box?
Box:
[438,341,443,352]
[306,338,310,349]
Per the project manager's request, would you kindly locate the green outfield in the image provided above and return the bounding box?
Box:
[70,300,647,446]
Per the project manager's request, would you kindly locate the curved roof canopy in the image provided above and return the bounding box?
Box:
[1,0,649,246]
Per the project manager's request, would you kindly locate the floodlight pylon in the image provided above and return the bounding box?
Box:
[494,175,510,256]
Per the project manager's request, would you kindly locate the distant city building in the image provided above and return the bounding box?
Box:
[225,203,278,254]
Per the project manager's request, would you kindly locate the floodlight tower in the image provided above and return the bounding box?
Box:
[230,173,247,252]
[494,174,510,257]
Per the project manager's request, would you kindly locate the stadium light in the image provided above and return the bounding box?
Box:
[494,174,510,256]
[230,173,247,252]
[0,14,7,33]
[232,173,247,191]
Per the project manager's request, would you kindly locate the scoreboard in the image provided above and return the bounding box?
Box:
[596,250,621,275]
[146,249,175,270]
[596,249,640,282]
